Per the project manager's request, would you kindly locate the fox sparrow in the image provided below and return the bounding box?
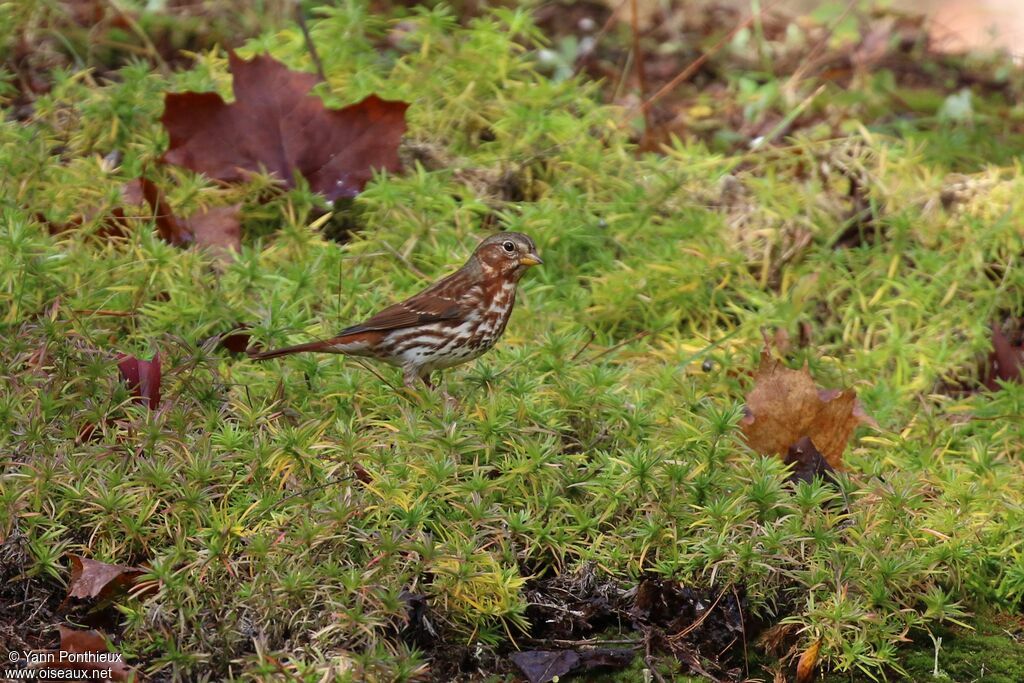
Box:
[249,232,543,388]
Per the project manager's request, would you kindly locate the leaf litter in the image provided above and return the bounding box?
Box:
[506,564,761,682]
[25,626,134,682]
[741,340,876,469]
[65,556,144,602]
[161,52,409,202]
[116,353,161,410]
[985,321,1024,389]
[48,177,242,254]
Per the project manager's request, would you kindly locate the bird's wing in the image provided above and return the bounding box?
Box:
[337,295,464,336]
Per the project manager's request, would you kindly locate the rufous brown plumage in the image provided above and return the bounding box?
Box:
[249,233,542,388]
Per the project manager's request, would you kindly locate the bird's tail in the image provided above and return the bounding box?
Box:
[248,340,335,361]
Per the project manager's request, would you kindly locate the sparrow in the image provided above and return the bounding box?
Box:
[249,232,542,388]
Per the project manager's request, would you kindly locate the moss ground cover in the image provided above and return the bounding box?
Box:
[2,1,1024,680]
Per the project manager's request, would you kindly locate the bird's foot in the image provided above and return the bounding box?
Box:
[439,387,460,409]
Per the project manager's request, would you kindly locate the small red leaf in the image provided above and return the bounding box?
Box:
[46,178,240,253]
[201,323,256,355]
[161,52,408,201]
[986,322,1023,389]
[117,353,161,409]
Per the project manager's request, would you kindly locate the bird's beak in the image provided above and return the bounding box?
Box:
[519,253,543,267]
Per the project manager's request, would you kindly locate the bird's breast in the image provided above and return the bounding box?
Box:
[389,280,518,372]
[471,281,517,348]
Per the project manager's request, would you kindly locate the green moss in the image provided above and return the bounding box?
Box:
[821,612,1024,683]
[3,1,1024,681]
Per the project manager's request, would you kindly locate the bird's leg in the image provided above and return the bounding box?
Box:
[409,368,457,407]
[403,367,420,389]
[425,371,459,408]
[399,366,434,406]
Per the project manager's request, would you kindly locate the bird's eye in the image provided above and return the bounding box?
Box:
[502,241,516,252]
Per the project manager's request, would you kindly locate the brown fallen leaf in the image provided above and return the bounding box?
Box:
[201,323,257,356]
[67,555,144,601]
[117,353,161,410]
[511,650,577,683]
[49,626,132,681]
[351,462,373,484]
[510,648,634,683]
[48,178,242,253]
[161,52,408,202]
[984,322,1023,389]
[741,344,874,468]
[138,177,241,253]
[795,637,821,683]
[783,436,837,486]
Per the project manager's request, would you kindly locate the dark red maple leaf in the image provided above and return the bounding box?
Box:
[161,53,408,201]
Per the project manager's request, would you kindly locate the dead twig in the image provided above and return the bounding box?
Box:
[733,584,749,679]
[295,1,327,82]
[784,0,859,90]
[629,0,650,136]
[569,330,596,361]
[667,586,729,643]
[625,0,783,122]
[571,0,631,78]
[644,630,669,683]
[581,328,657,365]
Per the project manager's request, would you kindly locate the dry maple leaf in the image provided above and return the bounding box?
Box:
[741,345,875,468]
[161,52,408,202]
[67,555,144,601]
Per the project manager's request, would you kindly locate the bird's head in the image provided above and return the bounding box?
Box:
[472,232,543,281]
